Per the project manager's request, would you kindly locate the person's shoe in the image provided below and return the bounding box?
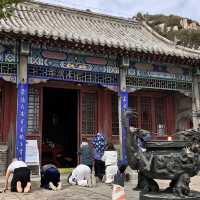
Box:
[16,181,23,193]
[49,182,57,191]
[57,182,62,190]
[24,182,31,193]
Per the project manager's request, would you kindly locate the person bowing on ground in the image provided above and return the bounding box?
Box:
[68,164,92,187]
[40,164,62,191]
[3,158,31,193]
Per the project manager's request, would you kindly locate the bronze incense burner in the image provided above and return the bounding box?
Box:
[124,110,200,198]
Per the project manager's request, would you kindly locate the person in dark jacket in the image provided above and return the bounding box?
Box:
[40,164,62,191]
[79,138,93,170]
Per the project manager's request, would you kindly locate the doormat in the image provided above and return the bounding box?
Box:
[59,168,73,174]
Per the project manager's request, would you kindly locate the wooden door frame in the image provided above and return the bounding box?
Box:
[29,82,109,165]
[39,84,81,165]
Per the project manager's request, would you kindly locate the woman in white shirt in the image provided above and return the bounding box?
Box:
[3,158,31,193]
[101,142,118,184]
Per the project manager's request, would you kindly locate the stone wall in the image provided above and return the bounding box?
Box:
[0,145,8,175]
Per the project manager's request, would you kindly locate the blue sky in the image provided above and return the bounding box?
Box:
[39,0,198,22]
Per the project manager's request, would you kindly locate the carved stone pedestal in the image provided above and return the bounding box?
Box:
[140,192,200,200]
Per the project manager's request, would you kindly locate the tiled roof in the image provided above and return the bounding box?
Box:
[0,1,200,59]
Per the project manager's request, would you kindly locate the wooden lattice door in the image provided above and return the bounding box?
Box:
[27,87,42,162]
[80,91,97,139]
[27,87,41,135]
[140,97,153,131]
[129,95,138,128]
[155,97,165,133]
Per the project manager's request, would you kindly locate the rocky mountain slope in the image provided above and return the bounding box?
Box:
[138,13,200,50]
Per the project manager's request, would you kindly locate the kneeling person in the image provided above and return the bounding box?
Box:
[41,164,62,191]
[68,164,91,187]
[4,158,31,193]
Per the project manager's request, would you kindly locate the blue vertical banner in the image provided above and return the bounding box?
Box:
[16,82,28,161]
[120,91,128,162]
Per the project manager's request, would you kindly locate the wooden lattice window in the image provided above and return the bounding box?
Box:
[155,97,165,134]
[129,96,138,127]
[27,88,40,134]
[81,93,97,135]
[112,94,119,135]
[140,97,152,131]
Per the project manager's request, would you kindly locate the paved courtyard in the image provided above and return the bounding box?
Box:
[0,173,200,200]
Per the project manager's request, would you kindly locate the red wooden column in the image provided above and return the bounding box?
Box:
[165,95,175,134]
[97,90,112,140]
[103,92,112,140]
[97,90,104,133]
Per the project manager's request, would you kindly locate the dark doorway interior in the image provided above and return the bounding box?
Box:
[42,87,77,168]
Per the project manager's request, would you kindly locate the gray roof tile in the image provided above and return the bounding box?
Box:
[0,1,199,59]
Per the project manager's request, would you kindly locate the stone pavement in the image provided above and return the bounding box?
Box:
[0,174,200,200]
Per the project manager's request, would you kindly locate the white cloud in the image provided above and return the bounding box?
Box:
[40,0,199,22]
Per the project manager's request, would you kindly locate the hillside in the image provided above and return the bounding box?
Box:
[138,13,200,50]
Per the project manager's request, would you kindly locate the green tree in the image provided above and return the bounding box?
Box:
[0,0,26,18]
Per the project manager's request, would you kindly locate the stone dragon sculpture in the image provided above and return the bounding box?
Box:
[124,109,200,197]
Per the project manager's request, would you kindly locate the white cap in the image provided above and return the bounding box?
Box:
[69,175,77,185]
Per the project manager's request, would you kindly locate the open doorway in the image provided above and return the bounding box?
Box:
[42,87,78,168]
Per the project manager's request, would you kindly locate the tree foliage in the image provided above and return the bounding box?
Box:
[0,0,25,18]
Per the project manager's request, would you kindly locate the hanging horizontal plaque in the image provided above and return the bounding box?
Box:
[85,57,107,65]
[42,50,67,60]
